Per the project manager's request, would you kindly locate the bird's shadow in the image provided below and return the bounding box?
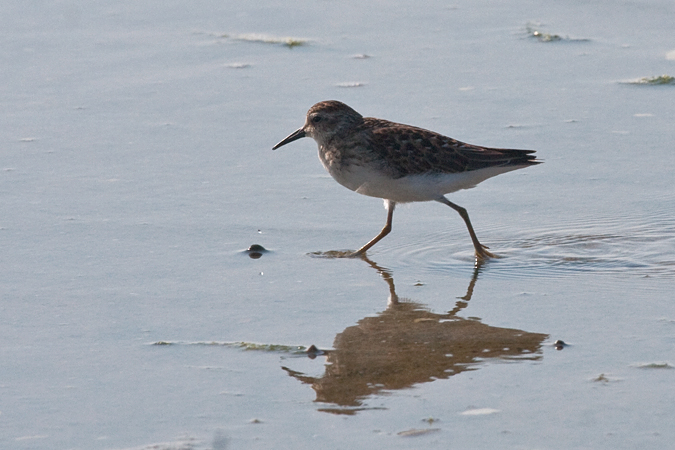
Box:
[282,255,548,415]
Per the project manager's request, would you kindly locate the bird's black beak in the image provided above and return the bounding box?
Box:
[272,128,306,150]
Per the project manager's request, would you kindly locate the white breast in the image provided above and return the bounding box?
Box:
[324,163,527,203]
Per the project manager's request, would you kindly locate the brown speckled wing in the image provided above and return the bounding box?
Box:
[363,118,538,178]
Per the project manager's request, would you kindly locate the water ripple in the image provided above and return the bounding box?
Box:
[384,216,675,279]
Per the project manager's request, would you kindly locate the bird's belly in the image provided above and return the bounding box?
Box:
[326,165,526,203]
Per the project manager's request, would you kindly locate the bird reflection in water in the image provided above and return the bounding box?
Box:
[282,257,548,415]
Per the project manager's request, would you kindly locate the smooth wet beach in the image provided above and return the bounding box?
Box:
[1,1,674,449]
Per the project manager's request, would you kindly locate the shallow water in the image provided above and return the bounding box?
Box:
[2,0,675,449]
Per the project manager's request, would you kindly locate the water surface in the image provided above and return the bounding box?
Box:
[1,0,674,449]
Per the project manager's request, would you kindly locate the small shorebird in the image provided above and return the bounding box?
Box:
[273,100,540,260]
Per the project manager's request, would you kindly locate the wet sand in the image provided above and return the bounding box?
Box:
[1,0,674,449]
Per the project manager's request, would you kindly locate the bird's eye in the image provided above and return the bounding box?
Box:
[311,115,322,124]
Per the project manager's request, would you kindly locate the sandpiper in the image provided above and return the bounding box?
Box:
[273,100,540,260]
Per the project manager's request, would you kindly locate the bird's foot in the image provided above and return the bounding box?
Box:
[308,250,365,259]
[474,244,499,261]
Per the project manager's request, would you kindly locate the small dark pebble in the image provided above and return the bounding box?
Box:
[554,339,567,350]
[306,344,324,359]
[245,244,267,259]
